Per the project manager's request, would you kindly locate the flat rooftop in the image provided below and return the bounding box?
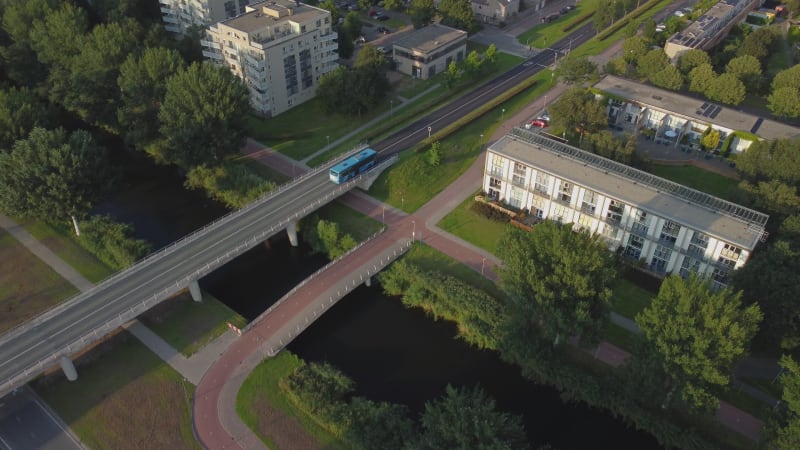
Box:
[594,75,800,140]
[668,0,753,48]
[393,23,466,54]
[490,128,768,250]
[223,0,325,33]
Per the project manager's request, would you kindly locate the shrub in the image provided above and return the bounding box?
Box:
[79,215,151,270]
[563,10,596,32]
[469,200,512,222]
[185,161,277,209]
[302,215,358,260]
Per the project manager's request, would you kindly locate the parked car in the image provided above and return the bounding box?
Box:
[537,112,550,122]
[377,14,389,21]
[564,4,575,11]
[525,119,548,129]
[377,26,391,34]
[560,6,572,14]
[376,46,390,54]
[542,13,559,23]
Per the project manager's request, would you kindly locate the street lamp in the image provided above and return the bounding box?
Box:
[412,220,416,240]
[544,94,547,107]
[481,257,486,275]
[427,126,432,138]
[501,108,506,121]
[390,99,393,117]
[382,206,385,222]
[480,133,484,150]
[326,135,330,147]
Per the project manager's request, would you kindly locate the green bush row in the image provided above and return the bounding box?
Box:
[185,160,277,209]
[470,200,513,222]
[596,0,663,41]
[563,10,597,33]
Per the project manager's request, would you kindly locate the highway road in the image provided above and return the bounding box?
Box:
[0,160,374,398]
[0,21,596,399]
[374,22,597,156]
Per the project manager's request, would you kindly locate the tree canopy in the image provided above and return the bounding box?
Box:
[157,62,250,168]
[497,221,618,348]
[438,0,474,32]
[768,355,800,449]
[0,127,111,234]
[0,86,54,151]
[556,55,599,85]
[547,87,608,141]
[636,275,762,411]
[409,0,435,29]
[725,54,762,91]
[735,138,800,185]
[705,73,746,105]
[678,49,711,75]
[317,47,389,117]
[688,63,716,94]
[418,385,528,450]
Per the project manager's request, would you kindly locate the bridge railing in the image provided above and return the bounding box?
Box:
[0,150,395,392]
[0,145,372,346]
[263,238,415,356]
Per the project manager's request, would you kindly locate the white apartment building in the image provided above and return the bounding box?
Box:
[201,0,338,116]
[483,128,769,289]
[160,0,251,34]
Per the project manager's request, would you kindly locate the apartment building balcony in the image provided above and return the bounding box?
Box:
[629,223,649,238]
[320,52,339,64]
[180,12,192,21]
[580,204,596,216]
[202,50,223,61]
[244,53,265,69]
[200,40,221,50]
[551,195,572,207]
[162,15,180,24]
[685,246,706,259]
[165,24,181,33]
[320,32,337,42]
[160,6,175,14]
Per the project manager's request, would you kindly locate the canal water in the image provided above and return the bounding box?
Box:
[97,150,662,449]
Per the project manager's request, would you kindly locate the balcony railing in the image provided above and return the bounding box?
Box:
[202,50,223,61]
[629,223,649,237]
[551,195,571,206]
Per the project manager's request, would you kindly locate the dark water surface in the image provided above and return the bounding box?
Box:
[98,150,662,449]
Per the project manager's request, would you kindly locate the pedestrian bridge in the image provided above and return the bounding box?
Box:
[0,147,396,398]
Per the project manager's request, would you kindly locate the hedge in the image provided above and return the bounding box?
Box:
[596,0,664,41]
[563,10,596,33]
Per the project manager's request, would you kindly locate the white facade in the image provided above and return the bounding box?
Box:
[201,0,338,116]
[160,0,250,34]
[484,129,769,290]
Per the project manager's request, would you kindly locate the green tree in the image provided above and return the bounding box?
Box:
[337,26,355,59]
[688,63,716,94]
[725,54,762,91]
[700,128,720,151]
[484,43,498,66]
[319,0,340,25]
[650,64,683,90]
[555,55,599,85]
[705,73,746,105]
[0,0,57,87]
[636,275,762,411]
[438,0,474,31]
[622,36,648,64]
[731,240,800,350]
[117,47,185,149]
[29,2,87,69]
[445,60,461,89]
[343,11,362,39]
[772,64,800,92]
[768,355,800,449]
[677,49,712,75]
[735,138,800,185]
[737,26,775,62]
[383,0,403,9]
[463,50,483,76]
[157,62,250,168]
[0,128,111,235]
[418,385,528,450]
[769,87,800,118]
[636,48,669,80]
[427,141,441,166]
[346,398,414,450]
[738,179,800,216]
[497,221,618,347]
[0,86,54,151]
[409,0,435,29]
[548,87,608,142]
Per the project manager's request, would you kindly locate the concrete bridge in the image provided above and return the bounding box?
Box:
[0,148,396,398]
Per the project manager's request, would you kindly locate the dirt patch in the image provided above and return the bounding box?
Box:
[252,395,321,450]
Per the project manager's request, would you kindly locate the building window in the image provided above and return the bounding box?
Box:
[631,210,649,236]
[659,220,680,245]
[687,231,709,258]
[711,268,729,290]
[625,234,644,259]
[490,156,503,177]
[558,181,572,204]
[602,225,619,242]
[489,177,501,188]
[606,199,624,225]
[509,187,524,209]
[581,190,597,215]
[679,256,701,278]
[720,243,742,261]
[534,172,549,194]
[577,214,593,231]
[552,205,569,223]
[650,245,672,273]
[488,189,499,200]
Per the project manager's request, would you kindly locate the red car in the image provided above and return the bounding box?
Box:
[525,119,547,129]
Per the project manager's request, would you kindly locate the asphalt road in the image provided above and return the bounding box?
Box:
[0,387,83,450]
[0,161,369,398]
[374,22,597,156]
[0,21,597,400]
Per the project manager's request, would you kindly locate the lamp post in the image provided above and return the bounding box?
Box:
[412,220,416,240]
[427,126,432,138]
[480,133,484,150]
[326,135,330,147]
[481,257,486,275]
[544,94,547,107]
[390,99,393,117]
[501,108,506,121]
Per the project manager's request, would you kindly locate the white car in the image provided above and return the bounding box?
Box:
[673,10,686,17]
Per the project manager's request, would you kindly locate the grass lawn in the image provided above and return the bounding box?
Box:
[237,351,347,449]
[649,164,740,201]
[307,49,525,167]
[0,229,78,333]
[237,156,291,185]
[140,290,247,356]
[311,202,384,241]
[437,194,508,254]
[611,279,654,319]
[517,0,602,49]
[368,70,552,212]
[36,332,200,450]
[18,218,114,283]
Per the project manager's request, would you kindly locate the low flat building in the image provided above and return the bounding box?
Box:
[594,75,800,153]
[160,0,251,35]
[392,23,467,79]
[201,0,338,116]
[664,0,763,60]
[483,128,769,289]
[472,0,520,23]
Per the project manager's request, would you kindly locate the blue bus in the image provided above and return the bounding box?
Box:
[329,148,377,184]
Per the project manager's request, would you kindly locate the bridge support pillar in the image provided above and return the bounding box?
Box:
[189,280,202,302]
[59,356,78,381]
[286,221,299,247]
[365,276,372,287]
